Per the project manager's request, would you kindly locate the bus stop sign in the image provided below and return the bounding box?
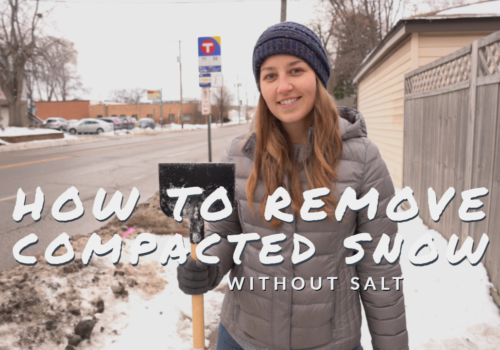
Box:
[198,36,221,74]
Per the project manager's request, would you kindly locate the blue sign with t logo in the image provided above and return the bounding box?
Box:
[198,36,221,74]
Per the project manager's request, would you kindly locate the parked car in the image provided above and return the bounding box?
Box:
[100,117,120,130]
[67,119,80,128]
[45,117,68,131]
[110,117,123,129]
[139,118,155,129]
[118,116,134,130]
[131,117,139,127]
[67,119,113,135]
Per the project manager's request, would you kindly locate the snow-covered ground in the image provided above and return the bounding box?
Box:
[0,126,62,137]
[0,118,247,151]
[92,216,500,350]
[1,197,499,349]
[361,215,500,349]
[107,218,500,350]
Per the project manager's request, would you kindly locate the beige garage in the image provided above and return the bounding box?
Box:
[353,1,500,188]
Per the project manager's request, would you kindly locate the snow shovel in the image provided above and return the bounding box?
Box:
[158,163,236,350]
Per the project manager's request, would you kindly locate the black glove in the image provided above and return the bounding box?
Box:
[177,256,218,295]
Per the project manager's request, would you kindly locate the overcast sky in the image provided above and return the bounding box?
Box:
[40,0,321,105]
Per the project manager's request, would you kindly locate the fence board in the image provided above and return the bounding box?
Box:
[486,85,500,296]
[404,30,500,296]
[471,84,499,242]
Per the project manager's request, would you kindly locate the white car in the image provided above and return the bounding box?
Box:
[67,119,113,135]
[45,117,68,131]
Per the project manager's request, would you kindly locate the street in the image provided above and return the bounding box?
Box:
[0,124,248,272]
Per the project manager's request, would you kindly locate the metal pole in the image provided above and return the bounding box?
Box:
[160,88,163,130]
[207,114,212,162]
[236,77,241,124]
[281,0,287,22]
[179,40,184,129]
[245,83,249,123]
[221,79,224,127]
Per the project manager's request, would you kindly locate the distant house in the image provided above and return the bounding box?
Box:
[352,0,500,188]
[0,86,29,127]
[0,89,8,126]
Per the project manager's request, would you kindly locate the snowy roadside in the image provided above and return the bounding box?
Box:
[0,121,246,153]
[1,190,499,350]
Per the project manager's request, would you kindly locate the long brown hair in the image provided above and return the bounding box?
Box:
[245,77,343,226]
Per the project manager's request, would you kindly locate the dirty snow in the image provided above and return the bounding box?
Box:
[1,191,499,349]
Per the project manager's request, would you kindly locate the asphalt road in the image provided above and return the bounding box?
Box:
[0,124,248,272]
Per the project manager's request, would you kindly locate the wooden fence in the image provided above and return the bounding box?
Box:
[404,30,500,295]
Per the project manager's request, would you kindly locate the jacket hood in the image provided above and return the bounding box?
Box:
[337,106,367,140]
[241,106,367,160]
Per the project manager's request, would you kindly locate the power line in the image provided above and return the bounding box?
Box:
[30,0,277,3]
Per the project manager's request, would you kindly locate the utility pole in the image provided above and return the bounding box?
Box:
[245,83,249,123]
[281,0,287,22]
[236,77,241,124]
[220,80,224,126]
[179,40,184,129]
[160,88,163,130]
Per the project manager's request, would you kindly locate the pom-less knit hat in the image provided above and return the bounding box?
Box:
[253,21,331,89]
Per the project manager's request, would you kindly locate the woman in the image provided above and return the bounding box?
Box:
[178,22,409,350]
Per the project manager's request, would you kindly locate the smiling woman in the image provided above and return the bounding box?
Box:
[259,55,317,144]
[177,22,409,350]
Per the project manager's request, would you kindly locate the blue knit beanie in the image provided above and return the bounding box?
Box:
[253,21,331,89]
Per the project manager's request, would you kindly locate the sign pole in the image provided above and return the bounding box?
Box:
[195,34,221,346]
[201,87,212,163]
[179,40,184,129]
[208,111,212,162]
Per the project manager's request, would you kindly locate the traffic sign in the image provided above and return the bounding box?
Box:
[199,74,211,88]
[201,87,211,116]
[198,36,221,74]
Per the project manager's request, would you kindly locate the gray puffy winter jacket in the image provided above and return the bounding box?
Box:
[205,107,409,350]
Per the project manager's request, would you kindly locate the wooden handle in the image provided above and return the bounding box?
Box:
[191,244,205,350]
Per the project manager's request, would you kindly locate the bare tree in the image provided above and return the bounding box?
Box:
[406,0,476,16]
[313,0,475,100]
[27,36,84,102]
[109,88,145,104]
[311,0,408,99]
[53,38,84,101]
[0,0,42,126]
[212,83,234,123]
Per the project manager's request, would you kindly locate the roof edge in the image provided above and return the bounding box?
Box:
[353,16,500,83]
[353,21,406,83]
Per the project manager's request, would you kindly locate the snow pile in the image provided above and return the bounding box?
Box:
[100,235,226,350]
[0,127,61,137]
[0,192,191,350]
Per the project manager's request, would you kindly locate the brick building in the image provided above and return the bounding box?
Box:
[35,100,91,121]
[35,100,205,124]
